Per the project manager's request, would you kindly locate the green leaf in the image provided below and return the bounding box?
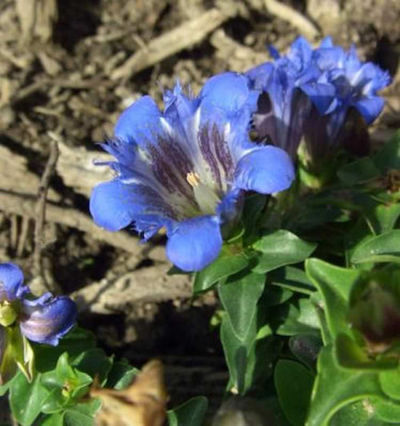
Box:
[33,328,96,373]
[372,397,400,423]
[306,346,385,426]
[373,131,400,173]
[168,396,208,426]
[193,251,249,293]
[220,313,250,393]
[338,157,381,185]
[72,349,113,384]
[269,266,315,295]
[366,202,400,234]
[275,360,314,426]
[351,230,400,264]
[244,335,281,393]
[63,400,101,426]
[9,372,50,426]
[41,413,64,426]
[105,359,138,389]
[253,230,316,273]
[305,259,360,342]
[242,193,267,239]
[379,368,400,400]
[330,400,387,426]
[276,298,320,337]
[335,333,397,371]
[218,272,265,340]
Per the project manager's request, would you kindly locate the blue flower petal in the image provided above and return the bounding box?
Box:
[20,296,77,345]
[114,96,162,143]
[234,146,294,194]
[166,216,222,271]
[246,62,274,91]
[217,188,244,225]
[354,96,385,124]
[200,72,252,114]
[288,36,313,69]
[319,36,334,48]
[90,180,141,231]
[301,81,337,114]
[0,263,26,301]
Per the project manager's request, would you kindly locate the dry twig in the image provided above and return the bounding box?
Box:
[0,190,144,258]
[263,0,319,39]
[32,140,60,293]
[111,7,234,80]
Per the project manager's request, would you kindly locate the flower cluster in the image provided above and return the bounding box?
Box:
[247,36,391,162]
[90,37,391,271]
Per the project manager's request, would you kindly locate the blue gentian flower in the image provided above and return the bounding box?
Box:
[311,37,391,144]
[90,72,295,271]
[0,263,77,345]
[246,36,337,158]
[247,36,391,161]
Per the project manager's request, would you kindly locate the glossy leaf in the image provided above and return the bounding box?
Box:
[276,298,320,337]
[330,400,387,426]
[269,266,315,295]
[9,372,50,426]
[275,360,314,426]
[220,313,252,393]
[351,230,400,264]
[379,368,400,400]
[372,397,400,424]
[218,272,265,340]
[338,157,380,185]
[72,348,113,385]
[305,259,360,342]
[253,230,316,273]
[105,359,138,390]
[307,346,385,426]
[33,327,96,373]
[373,131,400,173]
[168,396,208,426]
[193,251,249,293]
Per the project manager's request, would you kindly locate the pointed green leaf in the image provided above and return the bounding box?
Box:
[218,272,265,340]
[351,230,400,264]
[253,230,316,273]
[379,368,400,400]
[275,360,314,426]
[373,131,400,172]
[168,396,208,426]
[270,266,315,295]
[193,251,249,293]
[305,259,360,341]
[306,346,385,426]
[9,372,50,426]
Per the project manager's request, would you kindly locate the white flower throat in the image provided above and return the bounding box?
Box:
[186,172,220,215]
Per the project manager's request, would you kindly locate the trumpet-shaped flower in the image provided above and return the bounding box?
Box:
[0,263,77,345]
[90,72,295,271]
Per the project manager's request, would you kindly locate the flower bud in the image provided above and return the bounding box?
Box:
[0,301,17,327]
[349,269,400,353]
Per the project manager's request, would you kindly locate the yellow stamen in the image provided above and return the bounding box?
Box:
[186,172,200,187]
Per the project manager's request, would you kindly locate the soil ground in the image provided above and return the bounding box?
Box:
[0,0,400,418]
